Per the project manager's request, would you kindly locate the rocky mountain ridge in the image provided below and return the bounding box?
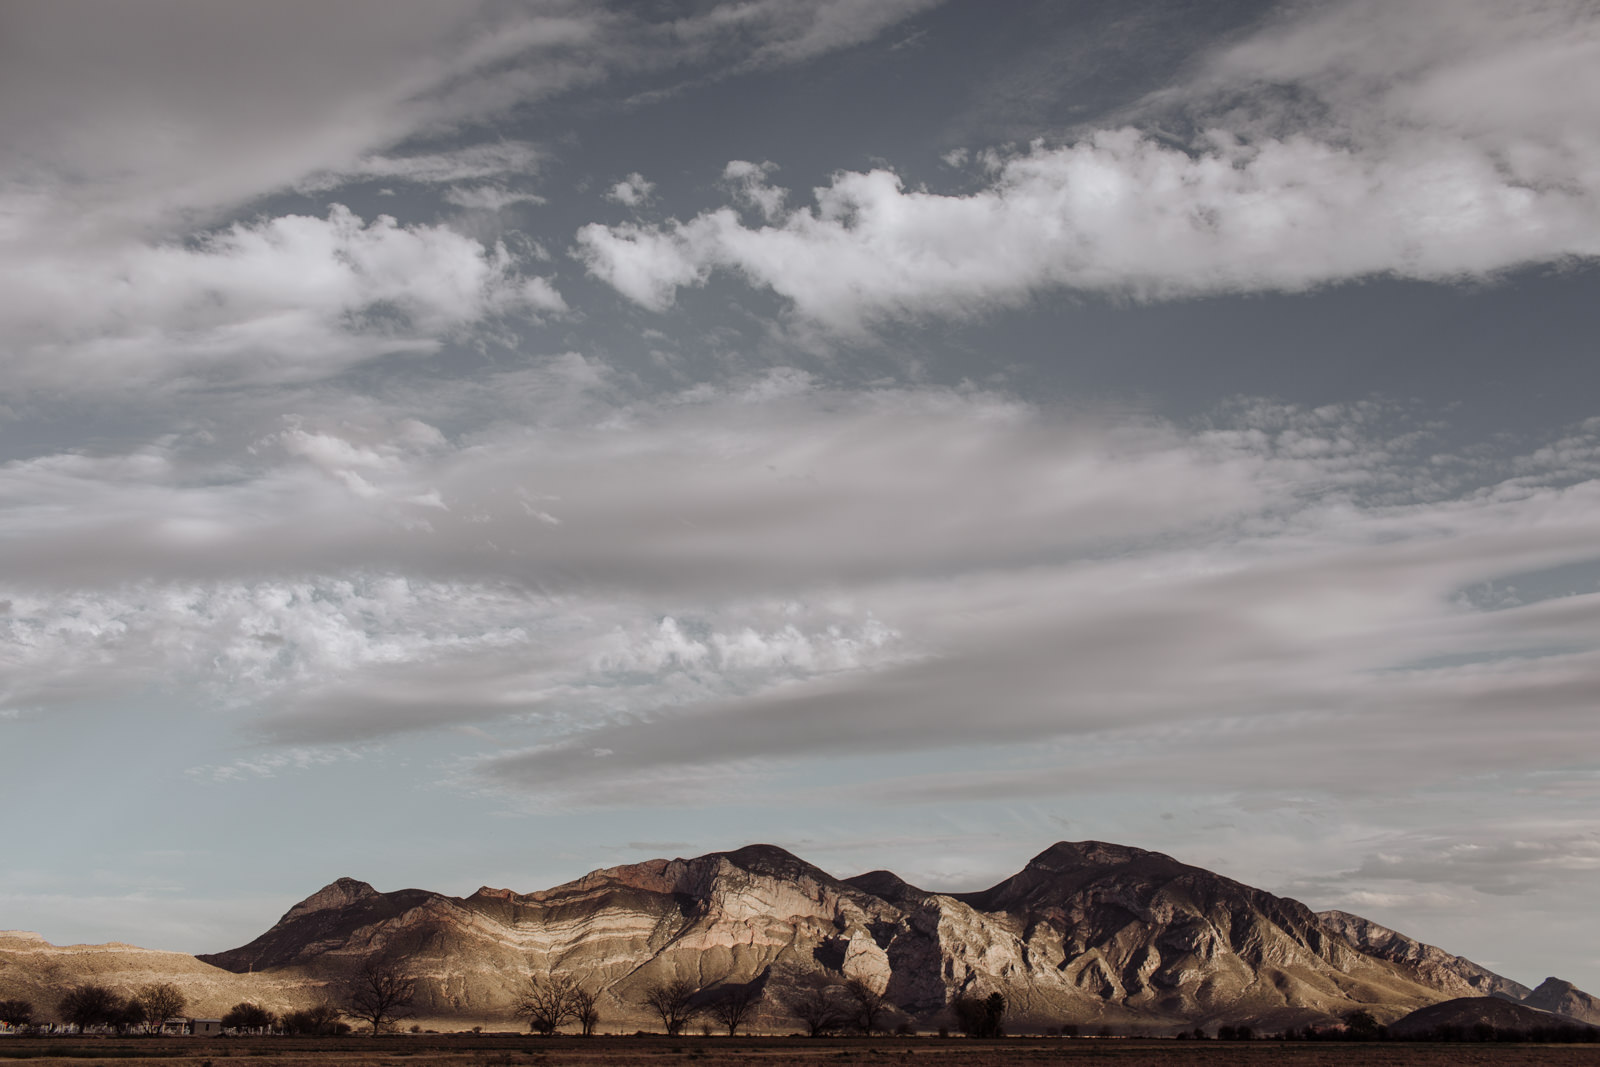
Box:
[189,840,1578,1032]
[7,841,1591,1033]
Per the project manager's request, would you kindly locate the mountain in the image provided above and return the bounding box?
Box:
[196,840,1474,1031]
[1316,909,1530,1001]
[1523,976,1600,1025]
[12,841,1580,1034]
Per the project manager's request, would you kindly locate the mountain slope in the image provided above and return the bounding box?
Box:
[0,930,310,1021]
[1316,909,1529,1001]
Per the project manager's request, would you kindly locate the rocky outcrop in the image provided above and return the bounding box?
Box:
[1316,909,1529,1001]
[1523,976,1600,1024]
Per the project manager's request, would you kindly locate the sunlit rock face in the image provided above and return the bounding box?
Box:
[194,840,1542,1032]
[1317,909,1532,1001]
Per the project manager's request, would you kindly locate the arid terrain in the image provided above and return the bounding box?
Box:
[3,1035,1600,1067]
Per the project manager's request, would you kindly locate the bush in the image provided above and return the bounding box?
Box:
[221,1003,277,1031]
[951,992,1005,1038]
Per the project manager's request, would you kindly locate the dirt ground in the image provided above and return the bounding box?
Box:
[2,1036,1598,1067]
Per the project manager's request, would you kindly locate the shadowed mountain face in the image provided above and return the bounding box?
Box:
[1523,976,1600,1024]
[190,840,1559,1032]
[1387,995,1592,1038]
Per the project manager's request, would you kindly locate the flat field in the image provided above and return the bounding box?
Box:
[1,1036,1598,1067]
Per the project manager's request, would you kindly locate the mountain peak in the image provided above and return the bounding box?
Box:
[282,876,380,921]
[1523,975,1600,1024]
[715,843,820,879]
[1027,840,1170,871]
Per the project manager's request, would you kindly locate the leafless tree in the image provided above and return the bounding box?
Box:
[516,973,578,1035]
[707,981,762,1037]
[570,986,601,1036]
[641,977,702,1036]
[343,961,416,1035]
[782,976,850,1037]
[135,983,186,1033]
[845,976,891,1034]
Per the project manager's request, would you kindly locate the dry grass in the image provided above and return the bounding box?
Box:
[2,1036,1598,1067]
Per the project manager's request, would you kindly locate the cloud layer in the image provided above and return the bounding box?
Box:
[7,371,1600,815]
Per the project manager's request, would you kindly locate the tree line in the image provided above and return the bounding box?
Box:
[2,964,1015,1038]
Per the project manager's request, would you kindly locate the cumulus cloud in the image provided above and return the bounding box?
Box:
[607,173,656,208]
[1,205,564,388]
[576,0,1600,330]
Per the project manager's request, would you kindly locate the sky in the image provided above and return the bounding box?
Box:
[2,0,1599,993]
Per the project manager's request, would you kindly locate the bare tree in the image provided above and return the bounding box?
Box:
[516,973,578,1035]
[782,976,850,1037]
[570,986,601,1036]
[641,977,702,1036]
[845,976,891,1034]
[343,961,417,1035]
[58,984,120,1032]
[135,983,187,1033]
[707,982,762,1037]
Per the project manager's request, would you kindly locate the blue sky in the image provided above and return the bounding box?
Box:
[2,0,1599,992]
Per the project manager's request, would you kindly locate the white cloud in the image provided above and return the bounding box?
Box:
[443,186,548,212]
[607,172,656,208]
[576,1,1600,331]
[301,142,545,191]
[0,1,934,394]
[1,205,564,388]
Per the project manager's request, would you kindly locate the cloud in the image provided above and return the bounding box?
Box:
[9,372,1600,808]
[576,1,1600,331]
[301,142,545,191]
[607,173,656,208]
[0,1,936,394]
[1,205,564,389]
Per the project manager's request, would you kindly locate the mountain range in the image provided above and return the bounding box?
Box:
[4,840,1595,1033]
